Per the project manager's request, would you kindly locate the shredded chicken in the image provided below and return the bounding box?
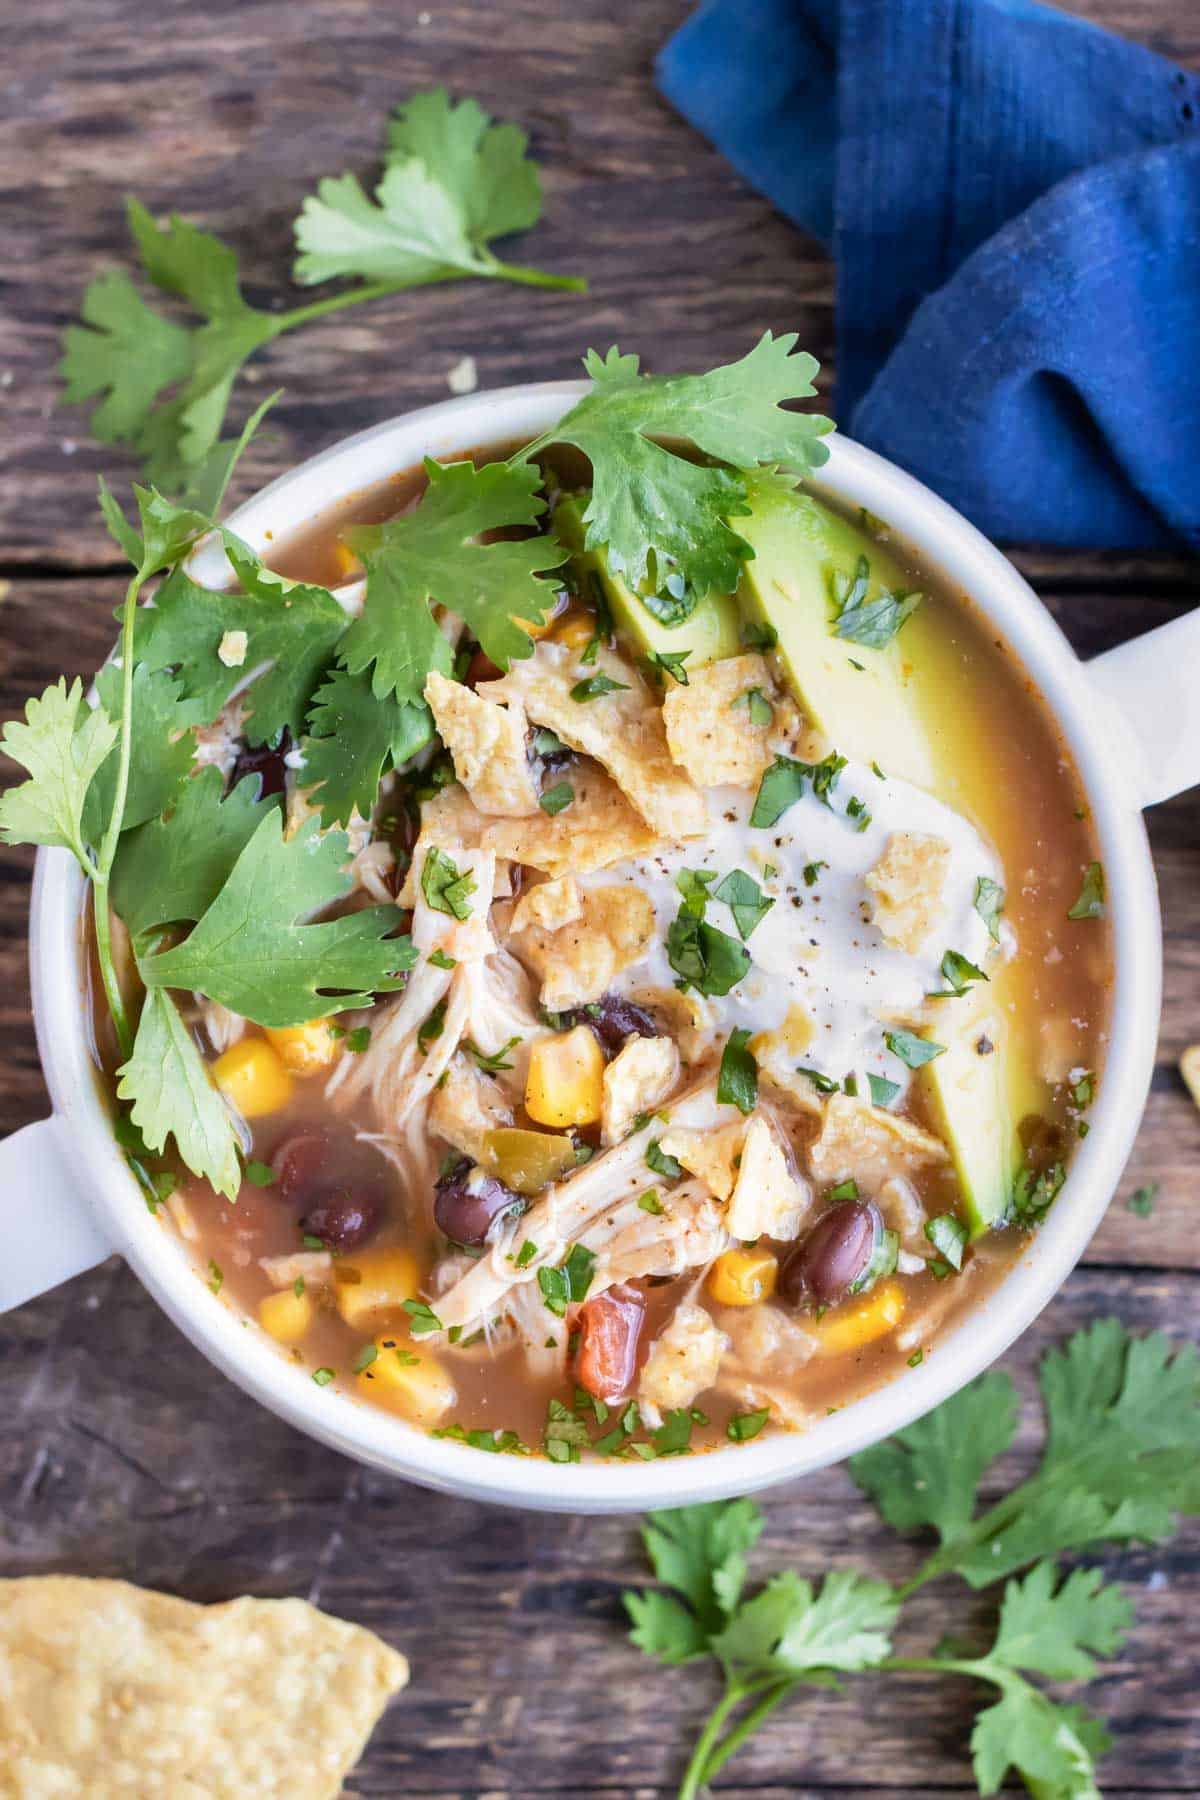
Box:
[432,1078,733,1332]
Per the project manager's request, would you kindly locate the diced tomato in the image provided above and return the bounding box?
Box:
[577,1285,646,1404]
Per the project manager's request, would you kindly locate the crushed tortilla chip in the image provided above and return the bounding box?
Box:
[0,1576,407,1799]
[482,640,708,838]
[657,1120,746,1201]
[601,1034,681,1145]
[510,874,582,936]
[1182,1045,1200,1109]
[626,983,716,1063]
[400,769,658,902]
[864,831,951,953]
[639,1302,728,1418]
[429,1055,514,1161]
[424,670,539,818]
[662,652,781,788]
[726,1114,810,1241]
[514,883,656,1011]
[808,1092,948,1189]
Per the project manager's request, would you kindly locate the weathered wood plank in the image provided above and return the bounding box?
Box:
[0,1265,1195,1793]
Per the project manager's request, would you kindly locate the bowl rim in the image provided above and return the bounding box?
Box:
[30,381,1160,1512]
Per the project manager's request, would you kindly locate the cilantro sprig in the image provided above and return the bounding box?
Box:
[624,1320,1199,1799]
[61,90,584,495]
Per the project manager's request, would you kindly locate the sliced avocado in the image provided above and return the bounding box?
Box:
[553,494,743,671]
[735,477,934,788]
[921,1016,1016,1237]
[733,475,1034,1235]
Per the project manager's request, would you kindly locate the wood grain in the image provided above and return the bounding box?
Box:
[2,1,1199,1796]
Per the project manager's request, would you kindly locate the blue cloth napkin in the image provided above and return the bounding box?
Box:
[657,0,1200,549]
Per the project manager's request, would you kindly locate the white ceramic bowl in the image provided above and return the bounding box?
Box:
[4,382,1198,1512]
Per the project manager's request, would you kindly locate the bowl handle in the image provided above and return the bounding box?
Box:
[0,1118,114,1312]
[1087,610,1200,809]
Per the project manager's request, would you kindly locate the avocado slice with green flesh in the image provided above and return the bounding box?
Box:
[735,478,935,789]
[552,495,743,670]
[733,478,1027,1236]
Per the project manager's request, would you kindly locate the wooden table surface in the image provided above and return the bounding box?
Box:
[2,2,1198,1794]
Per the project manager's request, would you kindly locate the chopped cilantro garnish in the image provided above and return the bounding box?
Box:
[570,672,629,702]
[646,648,692,685]
[402,1297,444,1336]
[734,686,773,726]
[930,949,989,998]
[646,1139,683,1181]
[718,1028,758,1115]
[1127,1183,1157,1218]
[831,554,923,647]
[830,1179,859,1201]
[514,1239,539,1269]
[421,845,477,920]
[726,1407,770,1443]
[750,751,846,828]
[244,1158,276,1187]
[925,1214,967,1271]
[344,1025,371,1054]
[463,1035,521,1073]
[1068,861,1105,920]
[974,875,1005,942]
[428,948,457,969]
[1010,1162,1067,1226]
[802,860,827,887]
[311,1367,336,1387]
[207,1259,223,1296]
[884,1030,945,1069]
[867,1072,901,1107]
[352,1343,378,1374]
[538,781,574,816]
[712,868,774,941]
[417,998,448,1054]
[798,1066,839,1095]
[638,1189,665,1215]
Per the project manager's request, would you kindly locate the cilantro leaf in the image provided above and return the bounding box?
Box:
[60,268,194,446]
[421,845,477,920]
[717,1027,758,1114]
[885,1028,945,1068]
[855,1321,1200,1589]
[138,812,415,1026]
[0,679,118,868]
[711,1569,898,1681]
[712,867,774,940]
[831,554,923,648]
[527,334,833,597]
[340,458,564,704]
[637,1499,764,1636]
[930,948,989,998]
[624,1591,710,1666]
[110,766,278,940]
[849,1370,1020,1548]
[295,88,582,292]
[116,986,241,1198]
[974,874,1005,943]
[98,479,213,577]
[1068,861,1105,921]
[988,1562,1132,1683]
[971,1688,1108,1800]
[134,542,348,745]
[750,750,846,828]
[81,663,201,842]
[302,663,433,828]
[666,913,751,996]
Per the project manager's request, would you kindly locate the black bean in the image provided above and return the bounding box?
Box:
[434,1163,524,1248]
[781,1200,882,1307]
[230,730,292,799]
[565,993,659,1057]
[301,1186,383,1252]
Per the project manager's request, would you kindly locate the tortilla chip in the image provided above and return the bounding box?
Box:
[601,1034,681,1145]
[424,670,539,818]
[657,1120,747,1202]
[864,831,951,954]
[0,1576,408,1799]
[510,875,582,936]
[400,769,657,902]
[514,883,656,1011]
[662,652,779,788]
[482,641,708,838]
[808,1092,948,1189]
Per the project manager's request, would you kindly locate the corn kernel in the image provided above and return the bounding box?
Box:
[550,612,595,650]
[708,1246,778,1308]
[817,1280,905,1354]
[524,1025,605,1128]
[258,1286,314,1345]
[333,1246,422,1331]
[212,1037,293,1119]
[332,541,364,583]
[357,1334,455,1425]
[265,1019,342,1076]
